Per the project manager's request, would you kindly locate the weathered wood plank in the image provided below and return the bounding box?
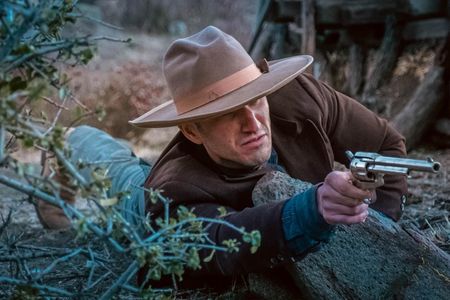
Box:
[348,43,364,96]
[391,65,445,150]
[316,0,445,25]
[407,0,444,16]
[361,16,401,111]
[302,0,316,56]
[403,18,450,41]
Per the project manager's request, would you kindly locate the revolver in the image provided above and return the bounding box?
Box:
[345,151,441,190]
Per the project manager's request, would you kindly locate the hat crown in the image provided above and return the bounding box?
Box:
[163,26,254,104]
[129,26,312,128]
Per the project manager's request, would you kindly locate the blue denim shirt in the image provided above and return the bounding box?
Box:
[268,149,335,256]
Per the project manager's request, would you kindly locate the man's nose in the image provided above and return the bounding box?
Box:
[239,106,260,132]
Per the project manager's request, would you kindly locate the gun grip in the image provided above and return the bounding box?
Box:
[353,174,384,190]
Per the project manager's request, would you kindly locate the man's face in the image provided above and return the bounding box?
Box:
[180,97,272,169]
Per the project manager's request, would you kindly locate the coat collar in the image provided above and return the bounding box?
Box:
[191,142,272,182]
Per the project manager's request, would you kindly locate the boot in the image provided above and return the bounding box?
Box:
[35,129,77,229]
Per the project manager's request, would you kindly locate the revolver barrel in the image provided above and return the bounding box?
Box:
[346,151,441,176]
[373,155,440,173]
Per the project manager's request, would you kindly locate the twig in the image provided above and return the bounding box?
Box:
[53,148,88,187]
[0,276,74,297]
[98,260,139,300]
[0,16,13,35]
[0,209,13,237]
[69,93,90,111]
[2,41,82,72]
[42,92,68,136]
[121,284,140,292]
[0,124,5,163]
[85,270,112,291]
[25,61,50,82]
[67,10,124,30]
[32,248,83,281]
[113,214,143,245]
[425,218,438,236]
[0,249,82,262]
[86,247,96,288]
[0,174,125,253]
[91,35,131,43]
[66,110,98,129]
[40,96,69,110]
[144,217,247,244]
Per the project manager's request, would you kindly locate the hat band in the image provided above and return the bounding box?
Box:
[175,63,262,114]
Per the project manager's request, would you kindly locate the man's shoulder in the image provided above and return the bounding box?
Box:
[145,137,220,202]
[149,137,215,185]
[268,73,328,122]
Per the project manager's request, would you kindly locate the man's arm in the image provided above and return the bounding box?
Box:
[152,170,373,277]
[297,73,407,220]
[154,180,292,276]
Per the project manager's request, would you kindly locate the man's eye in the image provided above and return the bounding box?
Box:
[250,98,261,107]
[217,112,235,121]
[228,112,237,119]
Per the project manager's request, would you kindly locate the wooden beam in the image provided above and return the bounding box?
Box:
[361,16,401,111]
[407,0,444,16]
[316,0,446,25]
[403,18,450,41]
[348,43,364,96]
[391,65,445,150]
[301,0,316,56]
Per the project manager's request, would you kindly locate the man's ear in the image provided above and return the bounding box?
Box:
[179,123,203,145]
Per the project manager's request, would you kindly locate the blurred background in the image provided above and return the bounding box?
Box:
[49,0,449,160]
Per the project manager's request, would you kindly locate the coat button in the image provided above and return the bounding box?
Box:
[276,254,285,262]
[401,195,407,211]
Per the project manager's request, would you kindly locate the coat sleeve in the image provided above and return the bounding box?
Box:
[297,74,408,220]
[154,180,293,277]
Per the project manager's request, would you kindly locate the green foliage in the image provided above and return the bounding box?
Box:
[243,230,261,254]
[222,239,241,253]
[0,1,261,298]
[0,0,100,167]
[217,206,228,217]
[0,0,94,86]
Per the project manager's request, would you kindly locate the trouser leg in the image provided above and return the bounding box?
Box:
[67,125,151,229]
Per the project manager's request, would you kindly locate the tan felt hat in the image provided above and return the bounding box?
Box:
[129,26,313,128]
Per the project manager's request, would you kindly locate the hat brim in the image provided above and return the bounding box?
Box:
[129,55,313,128]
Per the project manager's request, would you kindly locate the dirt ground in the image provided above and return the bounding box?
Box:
[399,146,450,253]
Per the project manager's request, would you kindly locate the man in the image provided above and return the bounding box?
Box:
[37,26,407,284]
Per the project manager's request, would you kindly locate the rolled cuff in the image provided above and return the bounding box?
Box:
[282,186,335,255]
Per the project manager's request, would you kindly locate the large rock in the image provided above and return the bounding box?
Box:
[251,171,450,299]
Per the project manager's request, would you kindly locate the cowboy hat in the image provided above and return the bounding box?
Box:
[129,26,312,128]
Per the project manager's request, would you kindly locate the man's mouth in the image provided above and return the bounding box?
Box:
[241,133,267,148]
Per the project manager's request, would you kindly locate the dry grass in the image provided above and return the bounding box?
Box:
[67,60,168,139]
[393,46,435,80]
[96,0,257,48]
[401,148,450,253]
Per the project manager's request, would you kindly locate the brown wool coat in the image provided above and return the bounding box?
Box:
[144,73,407,278]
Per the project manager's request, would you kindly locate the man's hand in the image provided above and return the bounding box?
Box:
[317,171,375,225]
